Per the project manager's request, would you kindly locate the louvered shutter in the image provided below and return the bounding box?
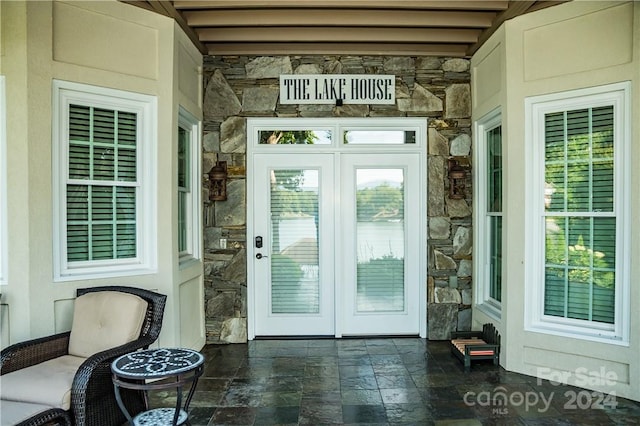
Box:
[66,104,137,262]
[355,169,405,312]
[270,169,320,314]
[543,106,615,324]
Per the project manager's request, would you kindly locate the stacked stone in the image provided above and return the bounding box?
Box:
[202,55,472,343]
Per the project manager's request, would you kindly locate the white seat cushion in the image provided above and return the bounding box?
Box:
[68,291,148,358]
[0,355,86,409]
[0,400,59,426]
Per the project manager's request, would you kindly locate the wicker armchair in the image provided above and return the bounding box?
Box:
[1,286,166,426]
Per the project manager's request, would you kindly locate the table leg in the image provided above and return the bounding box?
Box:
[183,365,203,413]
[173,384,183,426]
[112,381,134,425]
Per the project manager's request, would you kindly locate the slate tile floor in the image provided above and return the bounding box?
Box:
[148,338,640,425]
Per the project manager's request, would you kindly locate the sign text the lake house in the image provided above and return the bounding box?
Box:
[280,75,396,105]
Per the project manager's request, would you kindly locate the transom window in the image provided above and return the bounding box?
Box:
[254,118,423,148]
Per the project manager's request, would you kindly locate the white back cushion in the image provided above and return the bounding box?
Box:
[68,291,148,358]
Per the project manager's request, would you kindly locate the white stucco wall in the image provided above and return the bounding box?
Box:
[0,0,205,350]
[472,1,639,401]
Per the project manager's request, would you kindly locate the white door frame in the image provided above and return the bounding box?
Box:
[246,117,428,339]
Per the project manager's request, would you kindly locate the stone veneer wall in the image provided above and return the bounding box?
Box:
[202,55,473,343]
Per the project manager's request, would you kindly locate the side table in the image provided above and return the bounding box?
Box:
[111,347,204,426]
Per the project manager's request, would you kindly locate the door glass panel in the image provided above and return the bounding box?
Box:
[259,130,332,145]
[270,169,320,313]
[345,130,416,144]
[356,168,405,311]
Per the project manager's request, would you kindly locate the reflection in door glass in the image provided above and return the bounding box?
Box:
[345,130,416,144]
[259,130,332,144]
[356,169,405,312]
[270,169,320,313]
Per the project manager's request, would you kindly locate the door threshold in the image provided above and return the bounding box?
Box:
[253,335,335,340]
[253,334,420,340]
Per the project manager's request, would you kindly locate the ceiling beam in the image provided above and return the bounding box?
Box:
[183,9,496,28]
[205,42,470,57]
[174,0,510,11]
[197,27,482,44]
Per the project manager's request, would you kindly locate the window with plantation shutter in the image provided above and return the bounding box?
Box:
[66,105,138,262]
[0,76,6,285]
[525,83,630,343]
[177,107,201,263]
[53,81,157,280]
[543,107,615,324]
[474,109,502,318]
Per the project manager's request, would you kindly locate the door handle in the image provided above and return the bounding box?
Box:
[256,253,269,259]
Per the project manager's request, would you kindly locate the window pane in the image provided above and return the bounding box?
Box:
[270,169,320,314]
[93,145,115,181]
[566,161,590,212]
[544,112,565,162]
[117,148,136,182]
[93,108,115,144]
[117,112,137,146]
[566,109,589,161]
[116,187,135,221]
[116,222,136,258]
[67,185,88,221]
[69,144,90,180]
[592,271,615,323]
[545,107,614,213]
[178,127,188,189]
[487,126,502,212]
[178,192,187,253]
[544,267,566,317]
[91,186,113,221]
[67,224,89,262]
[545,163,565,211]
[69,105,91,180]
[66,104,138,263]
[345,130,415,144]
[69,105,91,142]
[356,169,404,312]
[68,105,138,182]
[544,216,615,324]
[259,130,331,145]
[489,216,502,302]
[92,224,114,259]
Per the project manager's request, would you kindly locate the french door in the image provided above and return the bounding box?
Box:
[248,119,426,338]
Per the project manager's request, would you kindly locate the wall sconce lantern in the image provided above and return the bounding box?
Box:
[448,158,467,200]
[208,160,228,201]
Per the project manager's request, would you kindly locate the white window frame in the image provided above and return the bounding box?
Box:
[524,82,630,344]
[52,80,157,281]
[0,76,6,286]
[474,108,502,319]
[177,106,201,265]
